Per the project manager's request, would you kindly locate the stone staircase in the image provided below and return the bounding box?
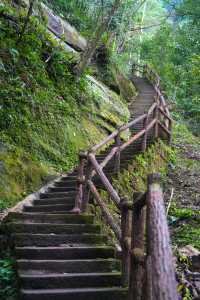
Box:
[3,76,156,300]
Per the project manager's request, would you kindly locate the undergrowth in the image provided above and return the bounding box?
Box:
[0,253,18,300]
[91,140,174,241]
[0,1,129,210]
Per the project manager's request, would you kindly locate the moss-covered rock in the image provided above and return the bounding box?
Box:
[90,140,174,243]
[0,2,129,211]
[112,65,137,102]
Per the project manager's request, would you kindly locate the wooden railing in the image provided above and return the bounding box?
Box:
[129,174,178,300]
[72,65,177,299]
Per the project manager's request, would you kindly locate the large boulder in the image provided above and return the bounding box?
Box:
[21,0,87,51]
[41,3,87,51]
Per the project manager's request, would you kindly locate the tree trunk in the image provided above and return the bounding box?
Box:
[18,0,35,43]
[75,0,123,77]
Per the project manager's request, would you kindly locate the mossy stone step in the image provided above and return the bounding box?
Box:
[13,233,107,247]
[7,212,94,224]
[16,246,115,260]
[23,204,74,213]
[19,272,122,289]
[49,186,76,192]
[60,175,78,182]
[20,287,128,300]
[33,198,75,206]
[54,180,77,187]
[40,192,76,199]
[17,259,121,274]
[5,223,101,234]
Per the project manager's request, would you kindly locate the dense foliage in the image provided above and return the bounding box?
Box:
[140,0,200,134]
[0,1,129,210]
[48,0,200,134]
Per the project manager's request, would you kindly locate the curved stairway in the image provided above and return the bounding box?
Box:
[4,76,156,300]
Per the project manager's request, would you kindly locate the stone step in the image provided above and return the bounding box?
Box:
[49,186,76,192]
[13,233,107,247]
[5,223,101,234]
[20,287,128,300]
[19,272,121,289]
[33,198,75,206]
[54,180,77,187]
[16,246,115,260]
[17,259,121,274]
[60,175,77,182]
[40,192,76,199]
[23,204,74,213]
[7,212,94,224]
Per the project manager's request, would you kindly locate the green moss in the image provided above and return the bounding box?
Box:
[0,257,18,300]
[173,223,200,250]
[0,145,52,210]
[112,140,174,201]
[0,2,129,211]
[91,140,174,242]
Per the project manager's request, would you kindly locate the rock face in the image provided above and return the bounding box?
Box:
[41,3,87,51]
[179,245,200,272]
[112,66,137,102]
[22,0,87,51]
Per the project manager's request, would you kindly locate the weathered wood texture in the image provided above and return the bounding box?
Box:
[129,193,146,300]
[74,154,86,212]
[120,198,131,286]
[146,174,178,300]
[89,153,121,208]
[74,64,174,299]
[88,180,121,241]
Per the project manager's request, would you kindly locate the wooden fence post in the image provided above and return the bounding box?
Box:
[81,154,93,213]
[114,130,121,175]
[120,197,131,287]
[153,103,159,139]
[142,116,148,152]
[73,152,86,213]
[146,174,178,300]
[129,193,146,300]
[168,118,172,144]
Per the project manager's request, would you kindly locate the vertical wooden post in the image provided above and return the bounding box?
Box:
[168,118,172,144]
[72,152,86,213]
[114,130,121,175]
[129,193,146,300]
[146,174,178,300]
[120,197,131,287]
[153,103,159,139]
[142,116,148,152]
[143,64,147,78]
[81,155,93,213]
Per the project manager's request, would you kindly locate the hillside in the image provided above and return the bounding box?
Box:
[0,1,200,300]
[0,0,130,212]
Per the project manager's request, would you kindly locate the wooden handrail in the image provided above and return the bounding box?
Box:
[89,153,121,208]
[88,180,121,242]
[91,130,119,153]
[91,114,148,154]
[145,174,178,300]
[119,114,147,132]
[73,64,173,292]
[129,175,178,300]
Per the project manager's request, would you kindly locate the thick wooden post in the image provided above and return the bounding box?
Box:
[114,131,121,175]
[129,193,146,300]
[153,103,159,139]
[72,152,86,213]
[168,118,172,144]
[146,174,178,300]
[142,116,148,152]
[120,197,131,287]
[81,155,93,213]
